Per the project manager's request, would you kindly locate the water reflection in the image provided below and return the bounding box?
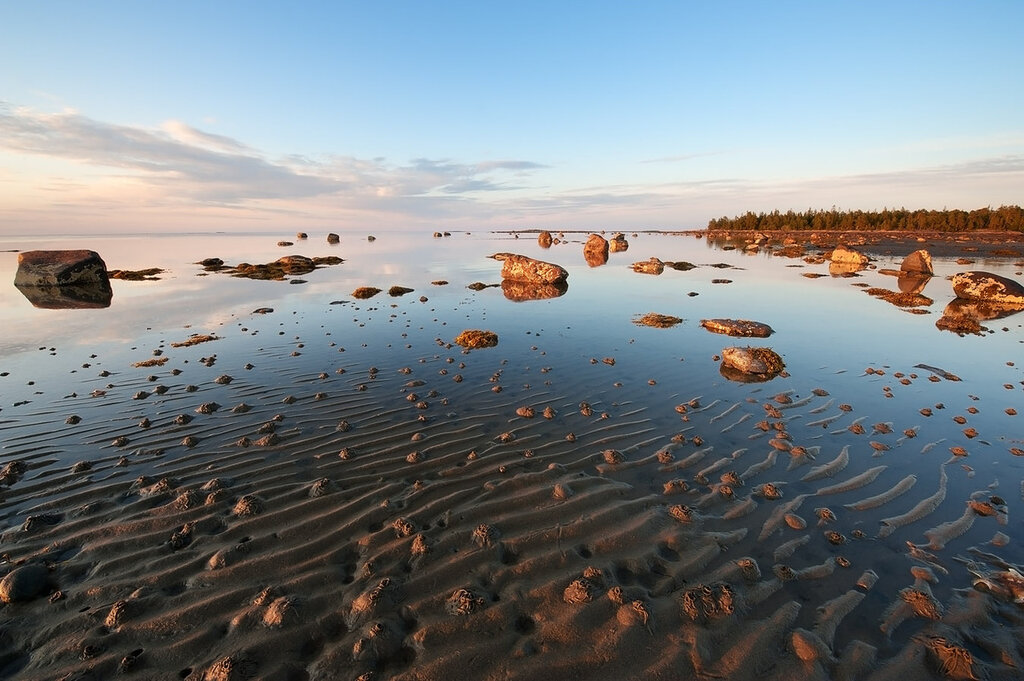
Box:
[15,281,113,309]
[501,279,568,302]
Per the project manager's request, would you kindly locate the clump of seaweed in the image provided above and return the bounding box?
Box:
[454,329,499,349]
[633,312,683,328]
[352,286,382,299]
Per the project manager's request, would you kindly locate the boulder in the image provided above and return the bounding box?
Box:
[327,233,340,244]
[497,254,568,285]
[951,271,1024,306]
[720,346,785,379]
[0,563,51,603]
[538,231,553,248]
[609,233,629,252]
[296,232,308,240]
[700,319,774,337]
[900,249,933,276]
[631,258,665,275]
[15,250,109,288]
[583,234,609,267]
[829,245,869,265]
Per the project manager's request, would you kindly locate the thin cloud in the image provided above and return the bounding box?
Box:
[0,104,548,208]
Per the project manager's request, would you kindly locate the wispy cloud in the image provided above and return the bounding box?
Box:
[0,103,547,210]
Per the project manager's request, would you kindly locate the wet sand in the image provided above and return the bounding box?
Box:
[2,231,1023,680]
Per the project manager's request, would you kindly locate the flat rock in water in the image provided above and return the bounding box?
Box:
[15,250,110,287]
[951,271,1024,306]
[498,254,568,285]
[0,563,51,603]
[900,249,933,275]
[700,318,774,337]
[631,258,665,275]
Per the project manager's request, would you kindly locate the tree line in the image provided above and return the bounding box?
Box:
[706,206,1024,233]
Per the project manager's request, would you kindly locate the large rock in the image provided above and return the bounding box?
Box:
[15,250,110,288]
[951,271,1024,305]
[900,249,933,276]
[583,234,609,267]
[537,231,553,248]
[0,563,51,603]
[495,254,568,285]
[609,233,629,252]
[829,245,869,265]
[720,346,785,381]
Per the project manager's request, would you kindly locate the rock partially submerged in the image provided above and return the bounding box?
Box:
[900,249,933,276]
[583,234,609,267]
[538,231,553,248]
[700,319,774,337]
[609,233,629,252]
[951,271,1024,306]
[829,245,869,265]
[454,329,499,349]
[15,250,110,288]
[633,313,683,328]
[492,254,568,285]
[631,258,665,275]
[222,255,344,281]
[15,250,113,309]
[720,346,785,381]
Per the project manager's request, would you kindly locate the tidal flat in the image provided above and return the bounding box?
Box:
[1,230,1023,680]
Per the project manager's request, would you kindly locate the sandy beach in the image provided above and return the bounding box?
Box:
[2,230,1023,680]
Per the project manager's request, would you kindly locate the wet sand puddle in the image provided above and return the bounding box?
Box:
[1,232,1023,680]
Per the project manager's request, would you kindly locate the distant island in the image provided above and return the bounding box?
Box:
[707,205,1024,233]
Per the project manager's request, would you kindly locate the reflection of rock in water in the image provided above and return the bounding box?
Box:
[828,261,865,277]
[501,279,568,302]
[897,272,932,295]
[936,297,1024,334]
[16,281,113,309]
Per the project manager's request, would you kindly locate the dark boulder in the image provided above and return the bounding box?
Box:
[15,250,109,288]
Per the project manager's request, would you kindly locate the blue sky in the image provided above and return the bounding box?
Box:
[1,1,1022,234]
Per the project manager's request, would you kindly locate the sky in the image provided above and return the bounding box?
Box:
[1,1,1023,235]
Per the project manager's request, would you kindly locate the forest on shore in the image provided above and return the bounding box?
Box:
[706,205,1024,233]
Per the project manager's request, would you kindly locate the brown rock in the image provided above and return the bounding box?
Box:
[497,254,568,285]
[700,319,774,337]
[327,233,340,244]
[900,249,933,275]
[631,258,665,275]
[829,245,869,265]
[538,231,553,248]
[720,346,785,379]
[609,233,629,252]
[951,271,1024,305]
[583,234,609,267]
[0,563,51,603]
[454,329,499,349]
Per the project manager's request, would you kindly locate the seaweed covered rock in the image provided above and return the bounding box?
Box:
[454,330,499,349]
[720,346,785,379]
[700,319,774,337]
[951,271,1024,306]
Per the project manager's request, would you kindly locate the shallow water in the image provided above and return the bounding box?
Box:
[2,230,1024,679]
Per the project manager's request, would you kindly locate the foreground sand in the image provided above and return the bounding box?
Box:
[2,233,1024,681]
